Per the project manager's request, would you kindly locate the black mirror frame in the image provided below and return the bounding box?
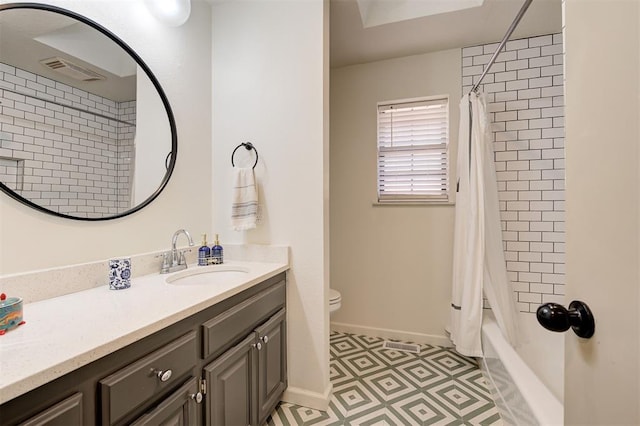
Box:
[0,2,178,221]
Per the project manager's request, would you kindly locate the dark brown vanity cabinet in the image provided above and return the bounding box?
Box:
[205,334,255,426]
[130,377,200,426]
[204,308,287,426]
[0,273,286,426]
[17,393,84,426]
[99,331,198,425]
[201,279,287,426]
[255,308,287,425]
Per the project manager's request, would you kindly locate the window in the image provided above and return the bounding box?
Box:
[377,97,450,203]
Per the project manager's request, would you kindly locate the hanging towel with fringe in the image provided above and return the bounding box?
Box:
[231,167,258,231]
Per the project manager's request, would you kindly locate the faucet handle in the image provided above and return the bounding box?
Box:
[178,251,187,266]
[158,252,172,274]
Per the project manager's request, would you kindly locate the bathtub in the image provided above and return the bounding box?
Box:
[480,314,564,425]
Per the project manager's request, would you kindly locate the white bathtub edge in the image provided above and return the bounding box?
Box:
[482,318,564,425]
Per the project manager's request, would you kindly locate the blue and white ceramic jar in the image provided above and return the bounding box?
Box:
[109,257,132,290]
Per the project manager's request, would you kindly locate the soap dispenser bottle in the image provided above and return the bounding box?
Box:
[198,234,211,266]
[211,234,223,265]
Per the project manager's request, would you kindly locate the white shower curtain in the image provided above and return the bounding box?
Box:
[449,92,519,357]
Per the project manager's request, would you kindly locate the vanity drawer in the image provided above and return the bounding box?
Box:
[202,280,285,359]
[99,331,197,425]
[18,393,83,426]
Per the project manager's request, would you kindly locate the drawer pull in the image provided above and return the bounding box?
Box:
[261,335,269,344]
[252,342,262,351]
[152,368,173,382]
[191,391,203,404]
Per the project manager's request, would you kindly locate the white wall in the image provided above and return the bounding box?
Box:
[564,0,640,423]
[330,50,460,344]
[0,0,212,274]
[211,0,331,410]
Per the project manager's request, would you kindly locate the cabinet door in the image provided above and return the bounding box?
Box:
[255,308,287,426]
[18,393,83,426]
[204,334,256,426]
[130,378,199,426]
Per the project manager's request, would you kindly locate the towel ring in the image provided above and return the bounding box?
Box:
[231,142,259,169]
[165,151,172,170]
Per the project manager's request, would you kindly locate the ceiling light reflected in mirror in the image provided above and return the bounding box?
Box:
[144,0,191,27]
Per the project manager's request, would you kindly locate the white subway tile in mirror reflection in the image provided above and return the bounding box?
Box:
[0,62,135,218]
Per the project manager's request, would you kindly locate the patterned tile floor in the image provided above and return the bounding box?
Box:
[267,331,502,426]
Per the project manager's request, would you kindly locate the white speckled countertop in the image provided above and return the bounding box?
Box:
[0,260,288,405]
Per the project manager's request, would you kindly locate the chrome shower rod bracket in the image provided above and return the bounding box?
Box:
[470,0,534,94]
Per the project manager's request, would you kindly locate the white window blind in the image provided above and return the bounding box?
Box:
[377,97,450,203]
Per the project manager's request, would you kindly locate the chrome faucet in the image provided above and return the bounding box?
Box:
[160,229,195,274]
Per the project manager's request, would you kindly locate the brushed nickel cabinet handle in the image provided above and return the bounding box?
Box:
[191,392,203,404]
[151,368,173,382]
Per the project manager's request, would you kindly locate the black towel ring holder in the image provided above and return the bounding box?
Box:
[231,142,259,169]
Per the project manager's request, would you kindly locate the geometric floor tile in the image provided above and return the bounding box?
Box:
[267,331,503,426]
[363,370,415,402]
[341,351,388,377]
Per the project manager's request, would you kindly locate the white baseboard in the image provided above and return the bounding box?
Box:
[330,321,452,348]
[281,382,333,411]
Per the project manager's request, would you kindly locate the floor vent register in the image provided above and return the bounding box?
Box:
[382,340,421,354]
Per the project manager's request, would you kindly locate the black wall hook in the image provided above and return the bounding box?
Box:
[536,300,595,339]
[231,142,259,169]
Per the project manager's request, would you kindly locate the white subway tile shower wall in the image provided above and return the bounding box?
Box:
[462,34,565,313]
[0,63,135,218]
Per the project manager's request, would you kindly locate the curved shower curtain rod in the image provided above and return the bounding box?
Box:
[470,0,534,94]
[467,0,534,173]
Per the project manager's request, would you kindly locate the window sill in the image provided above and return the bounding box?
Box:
[372,201,455,207]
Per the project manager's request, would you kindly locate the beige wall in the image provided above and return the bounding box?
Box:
[211,0,331,410]
[564,0,640,423]
[330,49,461,343]
[0,0,213,275]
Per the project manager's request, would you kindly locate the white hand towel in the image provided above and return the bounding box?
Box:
[231,167,258,231]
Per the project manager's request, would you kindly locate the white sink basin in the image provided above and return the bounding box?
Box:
[166,265,250,286]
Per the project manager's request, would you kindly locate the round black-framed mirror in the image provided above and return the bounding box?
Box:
[0,2,177,221]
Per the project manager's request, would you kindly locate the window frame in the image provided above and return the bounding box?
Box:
[376,95,451,205]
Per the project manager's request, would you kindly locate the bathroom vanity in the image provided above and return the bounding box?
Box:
[0,261,288,426]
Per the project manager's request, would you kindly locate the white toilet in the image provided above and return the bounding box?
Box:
[329,288,342,314]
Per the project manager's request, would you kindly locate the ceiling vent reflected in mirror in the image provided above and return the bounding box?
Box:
[0,3,177,221]
[39,56,106,82]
